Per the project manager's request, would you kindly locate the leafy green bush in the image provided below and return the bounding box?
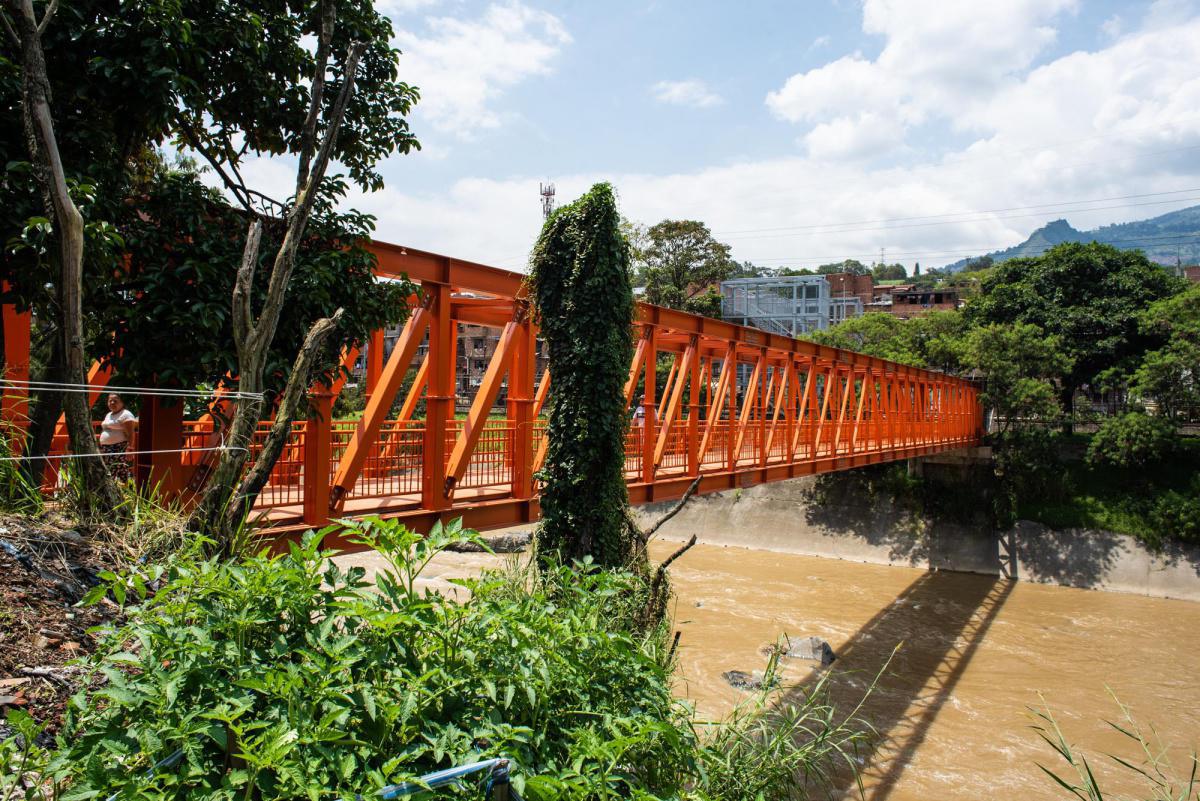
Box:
[1086,412,1177,470]
[47,517,695,801]
[0,514,875,801]
[1149,486,1200,546]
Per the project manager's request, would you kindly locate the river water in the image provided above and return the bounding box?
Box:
[658,539,1200,801]
[338,539,1200,800]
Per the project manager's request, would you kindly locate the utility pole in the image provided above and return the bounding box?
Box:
[540,181,556,220]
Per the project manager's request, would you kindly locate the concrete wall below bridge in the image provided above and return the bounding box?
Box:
[634,473,1200,602]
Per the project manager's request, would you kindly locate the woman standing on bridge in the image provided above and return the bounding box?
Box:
[98,393,137,481]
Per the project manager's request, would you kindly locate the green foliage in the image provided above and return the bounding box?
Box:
[1,0,419,389]
[806,310,966,370]
[50,517,695,801]
[91,163,412,392]
[528,184,637,569]
[0,431,41,515]
[691,661,874,801]
[4,515,871,801]
[1148,484,1200,546]
[0,708,51,801]
[958,322,1072,430]
[1130,283,1200,418]
[636,220,735,316]
[1086,412,1176,470]
[816,259,868,276]
[871,262,907,280]
[967,243,1183,405]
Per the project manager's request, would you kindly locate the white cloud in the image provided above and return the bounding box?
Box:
[650,79,724,109]
[356,11,1200,274]
[808,34,831,50]
[1101,14,1123,38]
[394,2,571,138]
[767,0,1079,155]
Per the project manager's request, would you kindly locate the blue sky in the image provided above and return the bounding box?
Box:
[239,0,1200,271]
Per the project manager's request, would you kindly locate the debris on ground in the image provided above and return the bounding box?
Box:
[0,513,117,737]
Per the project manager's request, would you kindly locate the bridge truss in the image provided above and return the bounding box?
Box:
[1,241,982,539]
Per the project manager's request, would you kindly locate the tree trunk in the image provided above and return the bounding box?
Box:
[221,311,342,535]
[187,33,365,550]
[7,0,122,514]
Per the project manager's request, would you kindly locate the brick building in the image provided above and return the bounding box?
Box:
[887,285,960,319]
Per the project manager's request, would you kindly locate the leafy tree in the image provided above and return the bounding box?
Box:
[730,260,770,278]
[92,163,410,395]
[1086,412,1176,470]
[872,262,907,280]
[528,184,637,570]
[778,266,815,276]
[956,322,1071,432]
[962,255,994,273]
[639,219,735,316]
[967,243,1182,428]
[1129,283,1200,418]
[805,310,966,370]
[807,313,922,366]
[816,259,868,276]
[0,0,419,524]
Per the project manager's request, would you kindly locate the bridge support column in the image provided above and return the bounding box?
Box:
[135,394,184,495]
[303,390,332,526]
[640,324,657,491]
[2,287,31,443]
[422,282,453,510]
[508,317,536,507]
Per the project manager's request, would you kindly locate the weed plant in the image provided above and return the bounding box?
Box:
[1033,694,1198,800]
[2,516,873,801]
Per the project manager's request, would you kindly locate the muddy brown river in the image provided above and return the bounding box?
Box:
[338,539,1200,800]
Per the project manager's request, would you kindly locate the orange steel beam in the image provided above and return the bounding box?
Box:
[624,329,651,408]
[329,306,429,510]
[762,358,792,460]
[697,344,735,464]
[653,341,695,469]
[731,352,764,465]
[445,320,519,495]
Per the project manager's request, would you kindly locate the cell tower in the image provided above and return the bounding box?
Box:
[539,181,556,220]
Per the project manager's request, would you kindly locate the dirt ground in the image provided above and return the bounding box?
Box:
[0,513,117,739]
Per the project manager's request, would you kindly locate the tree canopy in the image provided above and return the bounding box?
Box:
[637,219,735,317]
[0,0,419,394]
[966,242,1182,412]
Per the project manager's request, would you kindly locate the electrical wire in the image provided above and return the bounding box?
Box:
[1,379,262,401]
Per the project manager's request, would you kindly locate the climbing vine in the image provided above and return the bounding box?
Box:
[528,183,637,569]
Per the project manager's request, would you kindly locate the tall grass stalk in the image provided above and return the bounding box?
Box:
[1033,691,1199,801]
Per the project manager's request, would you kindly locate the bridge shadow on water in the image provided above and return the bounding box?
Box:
[780,570,1015,800]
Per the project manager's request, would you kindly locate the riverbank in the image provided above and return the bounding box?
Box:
[635,474,1200,601]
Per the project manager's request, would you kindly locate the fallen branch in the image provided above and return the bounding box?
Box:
[18,666,73,688]
[641,476,702,543]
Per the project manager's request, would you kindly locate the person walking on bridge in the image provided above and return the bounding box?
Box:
[99,393,137,481]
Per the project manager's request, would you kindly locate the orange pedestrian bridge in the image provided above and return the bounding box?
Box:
[1,239,983,539]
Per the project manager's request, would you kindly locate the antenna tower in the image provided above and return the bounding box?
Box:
[539,181,556,220]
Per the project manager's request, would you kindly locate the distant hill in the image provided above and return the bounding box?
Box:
[942,204,1200,272]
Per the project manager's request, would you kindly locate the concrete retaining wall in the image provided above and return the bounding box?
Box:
[634,476,1200,602]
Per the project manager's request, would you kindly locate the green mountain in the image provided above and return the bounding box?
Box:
[943,204,1200,272]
